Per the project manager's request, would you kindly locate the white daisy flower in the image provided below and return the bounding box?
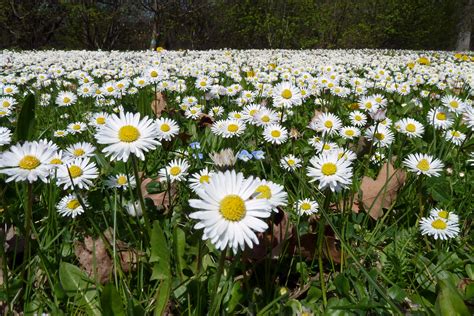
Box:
[95,111,160,162]
[441,95,465,114]
[252,179,288,211]
[55,91,77,107]
[0,127,12,146]
[56,157,99,190]
[65,142,96,159]
[155,117,180,141]
[427,107,453,130]
[220,119,247,138]
[188,168,215,192]
[309,112,342,136]
[307,152,353,192]
[0,140,56,183]
[403,153,444,177]
[189,170,273,253]
[444,130,465,146]
[67,122,87,134]
[339,126,360,140]
[296,198,319,216]
[365,125,394,148]
[397,118,425,138]
[159,158,189,182]
[105,173,136,189]
[419,216,459,240]
[349,111,367,127]
[272,82,302,108]
[263,124,288,144]
[57,194,87,218]
[54,129,69,138]
[280,154,302,171]
[429,208,459,223]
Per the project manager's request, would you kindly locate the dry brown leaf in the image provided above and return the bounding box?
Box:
[75,230,143,283]
[357,159,406,219]
[151,92,167,117]
[75,236,112,284]
[198,114,214,128]
[310,110,324,123]
[140,177,177,211]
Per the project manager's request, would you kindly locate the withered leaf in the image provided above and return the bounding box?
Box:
[357,159,406,219]
[140,177,177,211]
[151,92,167,117]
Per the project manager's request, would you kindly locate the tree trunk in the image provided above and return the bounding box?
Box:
[149,0,158,49]
[456,0,474,51]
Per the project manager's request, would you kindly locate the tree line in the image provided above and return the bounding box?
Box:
[0,0,471,51]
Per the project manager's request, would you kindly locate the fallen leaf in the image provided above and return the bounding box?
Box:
[140,177,177,211]
[151,92,167,117]
[198,114,214,128]
[74,230,143,283]
[357,159,406,219]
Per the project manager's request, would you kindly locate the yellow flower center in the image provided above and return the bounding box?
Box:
[376,97,382,103]
[431,219,447,230]
[416,159,430,172]
[234,113,241,118]
[63,97,71,104]
[0,111,6,115]
[160,123,171,132]
[345,130,355,136]
[2,101,10,108]
[249,109,257,116]
[118,125,140,142]
[50,158,62,165]
[5,87,12,93]
[73,149,85,157]
[287,159,295,165]
[255,185,272,199]
[301,202,311,211]
[117,176,127,185]
[324,120,333,128]
[200,81,207,87]
[374,132,385,140]
[107,87,114,92]
[323,144,331,150]
[150,70,158,78]
[433,111,446,121]
[281,89,292,99]
[365,102,372,109]
[449,100,458,108]
[199,175,210,183]
[227,124,239,133]
[219,194,246,221]
[19,155,40,170]
[406,123,416,133]
[261,115,270,123]
[271,130,281,138]
[355,115,362,121]
[67,199,80,210]
[68,165,83,178]
[72,124,81,130]
[138,80,145,85]
[438,210,448,219]
[96,117,105,125]
[451,131,460,137]
[169,166,181,176]
[321,162,337,176]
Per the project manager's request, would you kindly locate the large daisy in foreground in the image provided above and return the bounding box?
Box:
[0,141,56,183]
[189,170,272,253]
[95,111,160,162]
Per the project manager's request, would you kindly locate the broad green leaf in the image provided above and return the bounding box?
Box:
[225,282,244,314]
[435,272,470,316]
[150,221,172,316]
[174,227,186,280]
[334,274,350,297]
[150,221,171,280]
[101,284,126,316]
[59,262,100,315]
[16,93,36,141]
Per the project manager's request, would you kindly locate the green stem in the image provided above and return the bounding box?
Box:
[23,182,33,282]
[317,191,331,308]
[210,248,227,316]
[131,154,151,234]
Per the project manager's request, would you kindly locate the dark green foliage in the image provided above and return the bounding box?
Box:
[0,0,465,50]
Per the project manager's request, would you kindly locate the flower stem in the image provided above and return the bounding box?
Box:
[317,191,331,308]
[131,154,151,234]
[23,182,33,281]
[210,248,227,316]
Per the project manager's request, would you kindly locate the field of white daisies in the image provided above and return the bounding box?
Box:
[0,49,473,315]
